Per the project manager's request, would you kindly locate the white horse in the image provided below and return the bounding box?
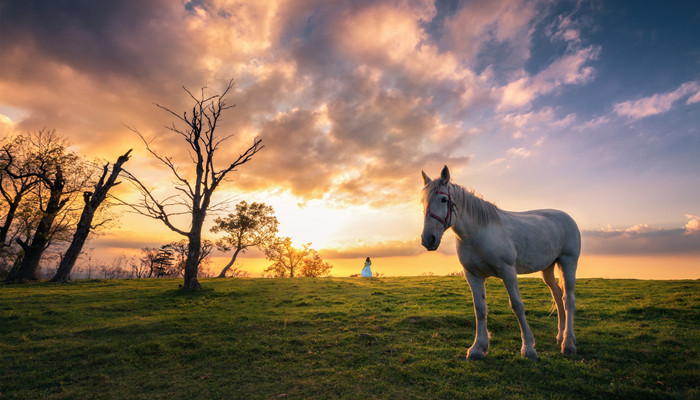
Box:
[421,166,580,360]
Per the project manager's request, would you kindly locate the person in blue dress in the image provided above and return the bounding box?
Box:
[361,257,372,277]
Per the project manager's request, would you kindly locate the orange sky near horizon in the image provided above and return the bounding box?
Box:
[206,254,700,280]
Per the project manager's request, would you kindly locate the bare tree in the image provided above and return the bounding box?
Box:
[119,80,263,290]
[4,130,89,282]
[129,255,151,278]
[210,201,278,278]
[0,135,41,248]
[51,150,131,282]
[73,248,98,279]
[98,255,129,280]
[0,134,41,277]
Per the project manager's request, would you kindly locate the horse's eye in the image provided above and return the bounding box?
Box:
[441,198,448,203]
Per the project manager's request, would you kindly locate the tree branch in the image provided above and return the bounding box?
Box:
[117,169,189,237]
[125,125,195,197]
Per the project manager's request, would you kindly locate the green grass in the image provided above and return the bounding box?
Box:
[1,277,698,399]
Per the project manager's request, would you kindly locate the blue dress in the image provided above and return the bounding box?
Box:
[361,261,372,277]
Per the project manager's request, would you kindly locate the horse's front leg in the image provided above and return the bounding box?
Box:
[465,272,489,360]
[501,268,538,360]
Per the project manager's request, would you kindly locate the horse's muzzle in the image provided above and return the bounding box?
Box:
[421,233,440,251]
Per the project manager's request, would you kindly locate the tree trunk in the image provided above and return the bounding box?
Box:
[5,249,24,280]
[182,234,202,290]
[182,215,204,290]
[217,247,242,278]
[0,195,21,246]
[51,150,130,283]
[5,169,65,283]
[50,208,92,283]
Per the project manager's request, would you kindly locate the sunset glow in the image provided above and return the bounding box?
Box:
[1,1,698,279]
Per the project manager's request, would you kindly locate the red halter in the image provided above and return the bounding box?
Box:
[426,190,455,230]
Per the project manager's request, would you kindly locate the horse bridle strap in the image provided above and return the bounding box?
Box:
[426,190,455,230]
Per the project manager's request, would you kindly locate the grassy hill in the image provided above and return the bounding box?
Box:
[1,277,698,399]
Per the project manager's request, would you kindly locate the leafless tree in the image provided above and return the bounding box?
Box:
[51,149,131,282]
[118,80,263,290]
[4,130,91,282]
[73,248,98,279]
[96,254,129,280]
[0,135,41,248]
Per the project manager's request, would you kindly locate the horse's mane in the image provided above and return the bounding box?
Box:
[424,180,501,226]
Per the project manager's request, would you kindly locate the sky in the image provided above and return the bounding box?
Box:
[1,0,699,279]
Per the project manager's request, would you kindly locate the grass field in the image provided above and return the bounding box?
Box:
[1,277,698,399]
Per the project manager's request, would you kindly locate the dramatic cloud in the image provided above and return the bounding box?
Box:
[1,1,698,278]
[0,0,608,206]
[582,215,700,255]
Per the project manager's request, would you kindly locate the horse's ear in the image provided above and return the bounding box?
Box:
[421,171,431,185]
[440,165,450,185]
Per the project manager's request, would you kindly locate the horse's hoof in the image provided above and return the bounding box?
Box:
[562,344,577,356]
[467,347,487,361]
[522,348,538,360]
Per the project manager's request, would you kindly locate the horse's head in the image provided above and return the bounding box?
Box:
[421,165,455,251]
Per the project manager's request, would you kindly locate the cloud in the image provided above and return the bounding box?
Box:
[613,81,700,120]
[0,0,594,207]
[487,147,533,169]
[684,215,700,234]
[501,107,575,138]
[574,115,610,132]
[326,215,700,259]
[498,45,600,111]
[4,0,676,222]
[442,0,538,66]
[687,90,700,105]
[582,215,700,255]
[0,113,15,136]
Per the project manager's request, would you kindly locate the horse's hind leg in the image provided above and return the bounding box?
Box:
[558,255,577,355]
[541,264,565,345]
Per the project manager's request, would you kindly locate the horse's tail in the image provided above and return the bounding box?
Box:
[548,298,557,317]
[547,261,566,317]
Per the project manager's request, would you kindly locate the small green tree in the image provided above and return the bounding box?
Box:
[263,237,332,278]
[300,250,333,277]
[210,201,278,277]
